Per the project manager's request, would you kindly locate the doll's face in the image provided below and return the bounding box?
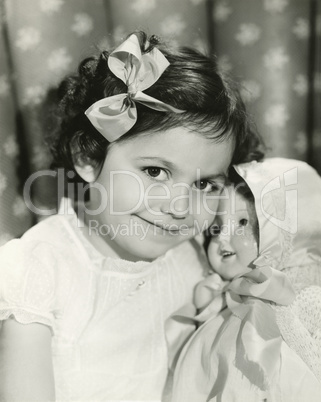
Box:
[207,187,259,280]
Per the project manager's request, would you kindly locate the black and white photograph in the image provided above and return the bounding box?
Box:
[0,0,320,401]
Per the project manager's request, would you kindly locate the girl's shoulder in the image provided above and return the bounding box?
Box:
[168,236,209,271]
[0,212,92,330]
[165,237,209,283]
[2,202,93,257]
[0,215,75,260]
[0,211,91,286]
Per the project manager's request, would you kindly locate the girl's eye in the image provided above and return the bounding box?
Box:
[194,179,219,193]
[239,218,249,227]
[144,167,168,180]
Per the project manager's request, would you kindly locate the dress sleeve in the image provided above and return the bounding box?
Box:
[0,239,59,332]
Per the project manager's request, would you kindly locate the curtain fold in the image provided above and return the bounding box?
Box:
[0,1,32,245]
[311,0,321,173]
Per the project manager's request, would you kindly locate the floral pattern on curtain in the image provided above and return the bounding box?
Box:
[0,0,320,245]
[0,17,32,246]
[211,0,321,169]
[108,0,210,51]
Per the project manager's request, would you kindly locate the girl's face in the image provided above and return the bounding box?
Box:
[207,188,259,280]
[88,126,234,261]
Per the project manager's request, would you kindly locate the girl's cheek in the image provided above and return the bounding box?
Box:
[197,195,219,224]
[143,182,170,206]
[207,241,221,269]
[204,194,220,215]
[110,174,144,213]
[189,191,216,214]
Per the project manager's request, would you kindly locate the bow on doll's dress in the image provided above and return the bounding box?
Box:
[199,266,295,386]
[167,264,300,401]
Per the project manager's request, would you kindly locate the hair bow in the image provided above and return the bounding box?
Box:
[85,34,183,142]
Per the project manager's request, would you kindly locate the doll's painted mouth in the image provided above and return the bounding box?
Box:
[221,250,236,258]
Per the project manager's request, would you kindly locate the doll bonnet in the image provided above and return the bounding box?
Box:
[234,157,321,282]
[234,157,321,380]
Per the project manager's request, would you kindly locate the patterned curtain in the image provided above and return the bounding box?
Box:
[210,0,321,170]
[0,0,111,245]
[0,0,320,245]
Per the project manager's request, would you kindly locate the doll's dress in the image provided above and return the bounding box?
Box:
[171,271,321,402]
[171,158,321,402]
[0,198,206,401]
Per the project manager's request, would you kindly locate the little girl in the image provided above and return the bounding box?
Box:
[0,32,263,401]
[171,158,321,401]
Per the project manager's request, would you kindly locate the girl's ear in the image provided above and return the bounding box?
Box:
[71,139,100,183]
[73,160,98,183]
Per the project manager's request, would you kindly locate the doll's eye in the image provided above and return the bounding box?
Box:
[211,224,221,235]
[144,167,168,180]
[206,224,221,237]
[239,218,249,227]
[194,179,220,193]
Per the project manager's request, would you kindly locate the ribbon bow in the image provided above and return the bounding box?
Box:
[85,34,183,142]
[195,266,295,320]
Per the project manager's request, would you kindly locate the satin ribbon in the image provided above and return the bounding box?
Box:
[168,266,296,394]
[85,34,184,142]
[194,266,295,319]
[194,266,296,391]
[252,241,283,270]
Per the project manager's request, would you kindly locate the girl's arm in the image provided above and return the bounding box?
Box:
[0,319,55,401]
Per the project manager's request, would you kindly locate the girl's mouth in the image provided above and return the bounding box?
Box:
[132,214,183,233]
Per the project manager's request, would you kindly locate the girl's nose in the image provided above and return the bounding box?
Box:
[160,184,190,219]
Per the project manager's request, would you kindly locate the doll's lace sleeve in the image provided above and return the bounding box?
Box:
[274,285,321,381]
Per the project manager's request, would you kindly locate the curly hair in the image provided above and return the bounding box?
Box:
[46,31,264,185]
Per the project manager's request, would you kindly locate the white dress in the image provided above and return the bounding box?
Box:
[0,202,206,401]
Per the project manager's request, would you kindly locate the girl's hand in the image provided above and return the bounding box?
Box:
[0,319,55,401]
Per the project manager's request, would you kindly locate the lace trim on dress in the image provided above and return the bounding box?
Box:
[0,309,55,331]
[282,262,321,292]
[274,285,321,381]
